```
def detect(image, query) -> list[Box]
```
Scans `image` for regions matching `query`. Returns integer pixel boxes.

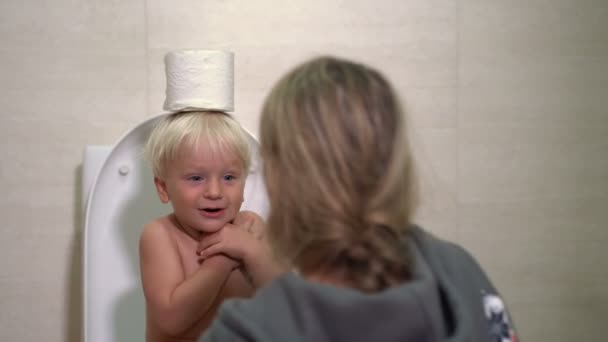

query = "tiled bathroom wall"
[0,0,606,341]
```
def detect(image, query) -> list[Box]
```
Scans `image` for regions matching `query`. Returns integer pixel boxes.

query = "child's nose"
[204,179,222,199]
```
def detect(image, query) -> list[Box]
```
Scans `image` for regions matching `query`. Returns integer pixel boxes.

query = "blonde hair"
[260,56,418,292]
[144,111,251,178]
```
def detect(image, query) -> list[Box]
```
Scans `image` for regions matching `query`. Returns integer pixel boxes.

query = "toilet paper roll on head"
[163,50,234,112]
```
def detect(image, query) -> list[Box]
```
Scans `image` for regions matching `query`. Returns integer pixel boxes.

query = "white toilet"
[81,50,269,342]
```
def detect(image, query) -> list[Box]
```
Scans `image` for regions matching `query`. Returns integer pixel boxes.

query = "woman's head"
[260,56,418,292]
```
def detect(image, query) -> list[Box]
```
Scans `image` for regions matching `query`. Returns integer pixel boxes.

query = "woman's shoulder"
[408,225,481,270]
[408,225,518,341]
[407,224,499,296]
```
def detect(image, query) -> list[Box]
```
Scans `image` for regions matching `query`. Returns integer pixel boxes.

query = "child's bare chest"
[171,232,202,276]
[171,230,251,295]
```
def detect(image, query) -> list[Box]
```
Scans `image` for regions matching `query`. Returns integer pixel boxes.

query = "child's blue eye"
[223,175,236,181]
[189,175,203,182]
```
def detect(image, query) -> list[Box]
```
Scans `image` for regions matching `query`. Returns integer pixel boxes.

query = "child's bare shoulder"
[139,215,188,275]
[141,215,202,276]
[140,215,178,246]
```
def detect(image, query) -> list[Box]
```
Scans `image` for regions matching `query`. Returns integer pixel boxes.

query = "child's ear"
[154,177,170,203]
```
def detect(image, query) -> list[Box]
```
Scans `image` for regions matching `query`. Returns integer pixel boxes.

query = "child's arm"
[139,221,236,336]
[197,213,287,288]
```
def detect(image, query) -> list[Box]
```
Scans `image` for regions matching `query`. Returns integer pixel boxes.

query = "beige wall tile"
[0,0,145,49]
[404,87,457,129]
[146,0,456,49]
[0,49,147,125]
[0,209,79,341]
[458,123,608,202]
[413,128,459,240]
[0,278,63,341]
[459,0,608,124]
[459,84,608,126]
[0,121,125,194]
[459,55,608,93]
[146,49,169,117]
[460,0,608,59]
[0,2,147,340]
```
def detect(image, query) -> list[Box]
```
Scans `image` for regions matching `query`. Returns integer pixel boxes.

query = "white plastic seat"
[82,114,269,342]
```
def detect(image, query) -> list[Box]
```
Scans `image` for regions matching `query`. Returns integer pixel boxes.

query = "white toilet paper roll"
[163,50,234,112]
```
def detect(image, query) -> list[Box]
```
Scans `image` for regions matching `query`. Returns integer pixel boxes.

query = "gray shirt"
[200,226,517,342]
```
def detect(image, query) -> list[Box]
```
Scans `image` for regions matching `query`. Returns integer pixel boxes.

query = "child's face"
[154,142,246,234]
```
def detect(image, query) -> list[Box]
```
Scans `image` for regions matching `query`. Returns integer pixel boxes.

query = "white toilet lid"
[83,113,269,342]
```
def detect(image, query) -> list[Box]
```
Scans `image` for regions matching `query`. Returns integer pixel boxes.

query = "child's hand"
[197,220,259,263]
[198,213,285,288]
[233,210,265,240]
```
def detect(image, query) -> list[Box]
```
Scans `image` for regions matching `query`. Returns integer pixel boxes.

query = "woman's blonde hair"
[144,111,251,178]
[260,56,418,292]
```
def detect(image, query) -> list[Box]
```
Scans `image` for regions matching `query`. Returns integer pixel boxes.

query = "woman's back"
[202,226,516,342]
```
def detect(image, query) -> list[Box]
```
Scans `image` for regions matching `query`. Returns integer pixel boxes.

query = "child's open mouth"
[200,208,224,218]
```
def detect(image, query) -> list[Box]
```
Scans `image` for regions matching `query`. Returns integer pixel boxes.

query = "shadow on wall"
[67,165,83,342]
[113,161,169,341]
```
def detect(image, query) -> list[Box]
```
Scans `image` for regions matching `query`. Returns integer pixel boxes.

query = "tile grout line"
[143,0,150,119]
[455,0,462,244]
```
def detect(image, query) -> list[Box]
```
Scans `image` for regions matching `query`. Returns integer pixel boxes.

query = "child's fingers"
[199,243,224,259]
[197,234,221,254]
[233,210,253,225]
[232,217,254,232]
[244,217,254,233]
